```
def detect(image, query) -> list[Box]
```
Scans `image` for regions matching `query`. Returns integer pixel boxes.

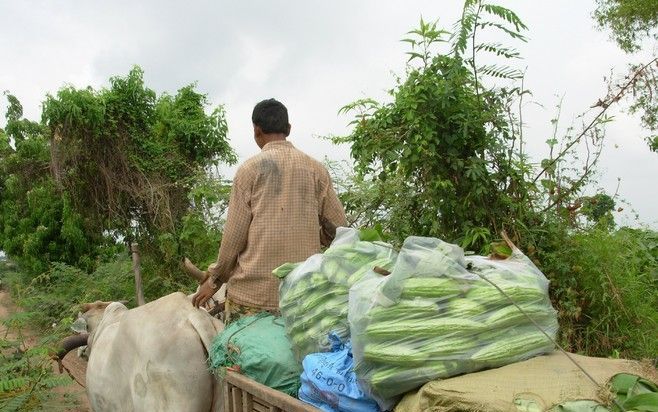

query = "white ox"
[57,262,226,412]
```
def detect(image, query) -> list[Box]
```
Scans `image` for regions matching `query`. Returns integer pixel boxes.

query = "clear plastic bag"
[348,236,558,403]
[276,228,397,361]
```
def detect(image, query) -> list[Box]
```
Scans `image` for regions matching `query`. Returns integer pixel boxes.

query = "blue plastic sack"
[299,333,380,412]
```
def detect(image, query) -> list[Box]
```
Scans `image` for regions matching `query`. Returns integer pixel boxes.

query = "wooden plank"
[231,386,243,412]
[242,391,253,411]
[216,380,226,412]
[225,371,319,412]
[224,382,234,412]
[130,243,145,306]
[252,399,269,412]
[268,406,281,412]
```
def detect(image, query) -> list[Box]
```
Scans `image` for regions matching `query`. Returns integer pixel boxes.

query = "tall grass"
[542,227,658,358]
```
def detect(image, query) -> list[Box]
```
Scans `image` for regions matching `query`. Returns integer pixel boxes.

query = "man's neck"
[259,134,287,149]
[262,134,287,144]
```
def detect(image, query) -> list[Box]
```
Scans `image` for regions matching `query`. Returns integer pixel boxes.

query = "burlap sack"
[395,351,658,412]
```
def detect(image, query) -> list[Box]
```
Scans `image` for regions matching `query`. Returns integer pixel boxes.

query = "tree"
[594,0,658,52]
[42,67,236,265]
[0,95,100,274]
[1,67,236,276]
[42,66,235,240]
[335,5,533,250]
[593,0,658,152]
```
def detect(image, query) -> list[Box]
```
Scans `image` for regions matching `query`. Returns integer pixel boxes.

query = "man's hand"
[192,277,220,308]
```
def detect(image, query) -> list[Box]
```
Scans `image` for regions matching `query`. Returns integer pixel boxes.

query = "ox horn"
[182,258,209,284]
[53,333,89,373]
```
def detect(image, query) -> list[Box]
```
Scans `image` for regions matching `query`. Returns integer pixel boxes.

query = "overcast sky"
[1,1,656,226]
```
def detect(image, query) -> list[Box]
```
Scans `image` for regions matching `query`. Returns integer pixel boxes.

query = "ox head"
[53,300,124,371]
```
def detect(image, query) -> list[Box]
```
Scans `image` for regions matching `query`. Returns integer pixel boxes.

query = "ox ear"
[80,300,114,313]
[188,308,223,354]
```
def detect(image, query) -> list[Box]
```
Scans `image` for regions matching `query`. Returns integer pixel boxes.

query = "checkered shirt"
[207,140,347,310]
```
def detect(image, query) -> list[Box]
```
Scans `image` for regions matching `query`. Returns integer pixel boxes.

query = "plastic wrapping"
[348,236,558,402]
[276,227,397,361]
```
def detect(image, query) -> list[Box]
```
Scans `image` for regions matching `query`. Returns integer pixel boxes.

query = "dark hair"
[252,99,289,134]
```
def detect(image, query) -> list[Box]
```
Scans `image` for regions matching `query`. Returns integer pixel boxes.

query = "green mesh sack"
[208,313,301,397]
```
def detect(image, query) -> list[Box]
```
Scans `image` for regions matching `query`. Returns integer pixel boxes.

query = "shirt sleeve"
[207,169,253,284]
[318,167,348,247]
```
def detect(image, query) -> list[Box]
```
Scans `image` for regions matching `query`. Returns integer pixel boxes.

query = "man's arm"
[318,168,348,247]
[193,172,252,308]
[208,175,252,284]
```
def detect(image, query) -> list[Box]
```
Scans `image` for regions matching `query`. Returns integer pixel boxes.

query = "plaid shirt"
[207,140,347,310]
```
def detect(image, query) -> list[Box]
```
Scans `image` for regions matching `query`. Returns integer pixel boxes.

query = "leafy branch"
[533,57,658,189]
[453,0,527,86]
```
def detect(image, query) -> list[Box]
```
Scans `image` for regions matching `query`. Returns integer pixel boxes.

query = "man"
[192,99,347,322]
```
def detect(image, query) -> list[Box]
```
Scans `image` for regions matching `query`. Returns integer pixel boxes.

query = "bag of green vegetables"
[274,227,397,361]
[348,235,558,405]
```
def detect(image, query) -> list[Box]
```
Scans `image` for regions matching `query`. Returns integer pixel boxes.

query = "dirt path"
[0,290,91,411]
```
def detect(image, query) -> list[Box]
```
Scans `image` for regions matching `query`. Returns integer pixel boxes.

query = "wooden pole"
[131,243,145,306]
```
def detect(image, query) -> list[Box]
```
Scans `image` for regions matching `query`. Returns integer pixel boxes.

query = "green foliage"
[0,74,231,412]
[626,59,658,153]
[1,66,235,283]
[0,287,78,410]
[539,227,658,358]
[593,0,658,153]
[581,193,616,224]
[176,173,231,270]
[594,0,658,52]
[336,5,532,250]
[0,97,104,276]
[41,66,236,243]
[154,84,232,165]
[0,348,76,412]
[452,0,527,80]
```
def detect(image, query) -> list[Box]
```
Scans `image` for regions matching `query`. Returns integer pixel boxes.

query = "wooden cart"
[222,371,319,412]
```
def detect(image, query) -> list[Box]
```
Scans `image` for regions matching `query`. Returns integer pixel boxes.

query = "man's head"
[252,98,291,148]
